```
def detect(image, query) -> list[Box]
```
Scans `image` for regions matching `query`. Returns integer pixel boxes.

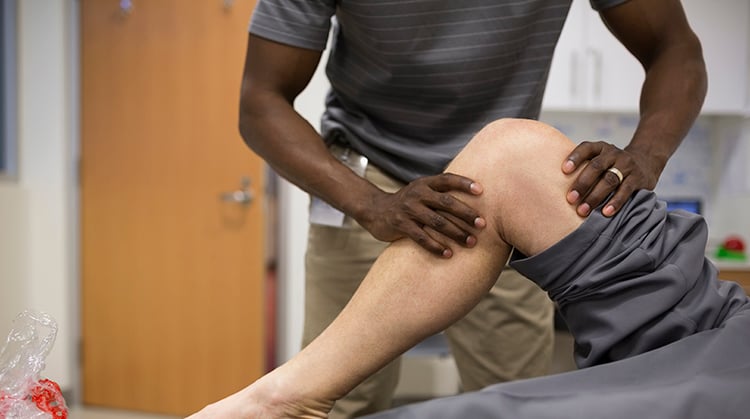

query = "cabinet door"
[544,0,750,114]
[584,8,643,112]
[543,0,642,112]
[683,0,749,114]
[542,0,588,110]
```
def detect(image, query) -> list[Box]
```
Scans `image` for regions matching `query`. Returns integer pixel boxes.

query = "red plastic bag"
[0,311,67,418]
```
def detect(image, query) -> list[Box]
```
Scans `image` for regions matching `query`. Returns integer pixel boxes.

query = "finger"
[431,173,483,195]
[414,187,485,230]
[403,222,455,257]
[566,153,616,205]
[575,167,625,216]
[438,210,480,247]
[418,173,486,227]
[600,181,636,217]
[412,206,475,247]
[562,141,603,174]
[423,223,477,258]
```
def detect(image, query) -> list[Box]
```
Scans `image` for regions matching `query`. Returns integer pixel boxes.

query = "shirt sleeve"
[249,0,336,51]
[589,0,630,11]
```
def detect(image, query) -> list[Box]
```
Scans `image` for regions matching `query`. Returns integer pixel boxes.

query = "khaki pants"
[303,161,554,418]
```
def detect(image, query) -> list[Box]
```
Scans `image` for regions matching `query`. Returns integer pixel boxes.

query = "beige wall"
[0,186,29,340]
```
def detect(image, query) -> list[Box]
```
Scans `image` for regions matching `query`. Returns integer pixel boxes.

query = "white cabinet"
[542,0,643,112]
[682,0,749,114]
[543,0,750,115]
[541,1,585,111]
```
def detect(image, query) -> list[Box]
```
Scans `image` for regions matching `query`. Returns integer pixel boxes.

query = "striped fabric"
[250,0,627,182]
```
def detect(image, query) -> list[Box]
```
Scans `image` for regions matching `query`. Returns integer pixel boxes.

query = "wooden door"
[80,0,264,415]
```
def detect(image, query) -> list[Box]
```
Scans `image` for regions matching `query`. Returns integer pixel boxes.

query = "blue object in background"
[666,199,702,215]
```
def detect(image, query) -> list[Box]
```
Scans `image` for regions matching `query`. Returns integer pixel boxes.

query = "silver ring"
[607,167,624,184]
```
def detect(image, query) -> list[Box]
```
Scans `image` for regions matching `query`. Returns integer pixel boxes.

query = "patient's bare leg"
[186,119,586,419]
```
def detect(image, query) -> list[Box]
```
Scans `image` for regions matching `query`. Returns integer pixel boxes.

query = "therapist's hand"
[562,141,659,217]
[357,173,486,258]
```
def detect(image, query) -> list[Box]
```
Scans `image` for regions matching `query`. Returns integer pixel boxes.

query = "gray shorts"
[366,190,750,419]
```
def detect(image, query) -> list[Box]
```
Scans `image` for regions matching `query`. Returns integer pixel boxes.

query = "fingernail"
[603,205,615,217]
[465,236,477,247]
[442,249,453,258]
[563,160,575,173]
[578,203,590,216]
[474,217,487,228]
[567,190,579,204]
[470,182,483,194]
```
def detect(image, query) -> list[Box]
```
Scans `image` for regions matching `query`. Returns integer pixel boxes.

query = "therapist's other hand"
[358,173,486,258]
[562,141,658,217]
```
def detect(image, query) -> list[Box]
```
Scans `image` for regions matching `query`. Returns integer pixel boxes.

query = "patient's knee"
[476,118,569,151]
[455,118,574,173]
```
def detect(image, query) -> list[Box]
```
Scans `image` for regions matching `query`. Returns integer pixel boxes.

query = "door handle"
[119,0,133,15]
[220,176,254,206]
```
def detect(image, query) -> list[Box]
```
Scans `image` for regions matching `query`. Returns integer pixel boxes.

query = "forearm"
[239,90,381,219]
[627,38,707,183]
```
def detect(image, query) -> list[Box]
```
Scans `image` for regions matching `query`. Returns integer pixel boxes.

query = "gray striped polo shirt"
[250,0,628,182]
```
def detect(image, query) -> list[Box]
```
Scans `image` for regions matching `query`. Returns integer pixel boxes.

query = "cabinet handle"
[570,51,580,102]
[584,48,603,104]
[593,50,603,103]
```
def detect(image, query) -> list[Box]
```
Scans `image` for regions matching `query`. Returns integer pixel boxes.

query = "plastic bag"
[0,310,68,418]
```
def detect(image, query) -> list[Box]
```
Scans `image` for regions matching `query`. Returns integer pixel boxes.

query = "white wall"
[0,0,75,391]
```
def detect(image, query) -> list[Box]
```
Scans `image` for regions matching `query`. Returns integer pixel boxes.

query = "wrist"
[625,142,665,163]
[344,182,384,227]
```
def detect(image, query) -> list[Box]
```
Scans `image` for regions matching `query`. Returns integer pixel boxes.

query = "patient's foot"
[186,366,334,419]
